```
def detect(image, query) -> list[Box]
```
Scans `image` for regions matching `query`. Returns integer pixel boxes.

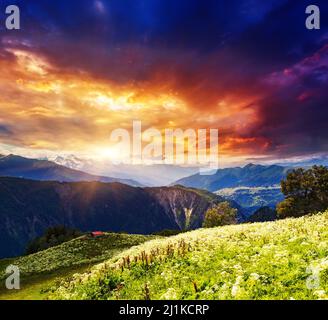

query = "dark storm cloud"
[2,0,325,84]
[246,44,328,156]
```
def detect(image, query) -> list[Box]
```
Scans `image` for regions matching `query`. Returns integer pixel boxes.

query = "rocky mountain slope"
[145,186,240,230]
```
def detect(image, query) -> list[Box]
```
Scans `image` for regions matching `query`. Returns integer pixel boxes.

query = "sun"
[93,146,125,161]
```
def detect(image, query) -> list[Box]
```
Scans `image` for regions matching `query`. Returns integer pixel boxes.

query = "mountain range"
[0,154,142,187]
[52,154,199,186]
[0,177,236,258]
[174,163,289,191]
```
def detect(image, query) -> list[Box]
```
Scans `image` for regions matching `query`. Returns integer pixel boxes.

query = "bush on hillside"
[25,225,82,255]
[203,201,237,228]
[277,165,328,218]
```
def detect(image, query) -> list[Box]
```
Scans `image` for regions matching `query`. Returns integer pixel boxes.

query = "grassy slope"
[50,211,328,300]
[0,233,156,300]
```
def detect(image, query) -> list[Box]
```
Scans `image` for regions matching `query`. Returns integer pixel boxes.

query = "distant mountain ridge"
[275,155,328,168]
[0,154,142,187]
[51,154,199,186]
[174,164,290,192]
[173,164,290,216]
[0,177,237,258]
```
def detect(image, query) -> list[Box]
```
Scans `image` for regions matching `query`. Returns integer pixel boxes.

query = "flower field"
[50,211,328,300]
[0,232,156,299]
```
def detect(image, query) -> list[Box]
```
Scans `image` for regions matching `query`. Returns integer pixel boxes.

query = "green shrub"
[203,202,237,228]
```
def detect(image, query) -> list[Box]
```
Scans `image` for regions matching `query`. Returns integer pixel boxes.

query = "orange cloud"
[0,47,268,164]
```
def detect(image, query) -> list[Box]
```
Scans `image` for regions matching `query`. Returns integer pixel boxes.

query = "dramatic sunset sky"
[0,0,328,166]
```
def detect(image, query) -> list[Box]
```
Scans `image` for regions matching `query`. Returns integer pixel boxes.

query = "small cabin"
[90,231,105,238]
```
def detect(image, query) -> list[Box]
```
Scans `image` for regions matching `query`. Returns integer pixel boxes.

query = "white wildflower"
[249,273,260,281]
[231,275,243,297]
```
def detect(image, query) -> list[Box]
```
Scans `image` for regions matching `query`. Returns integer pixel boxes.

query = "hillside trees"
[277,165,328,218]
[25,225,82,255]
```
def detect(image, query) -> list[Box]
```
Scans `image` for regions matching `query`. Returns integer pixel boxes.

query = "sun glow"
[84,91,143,111]
[93,146,127,160]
